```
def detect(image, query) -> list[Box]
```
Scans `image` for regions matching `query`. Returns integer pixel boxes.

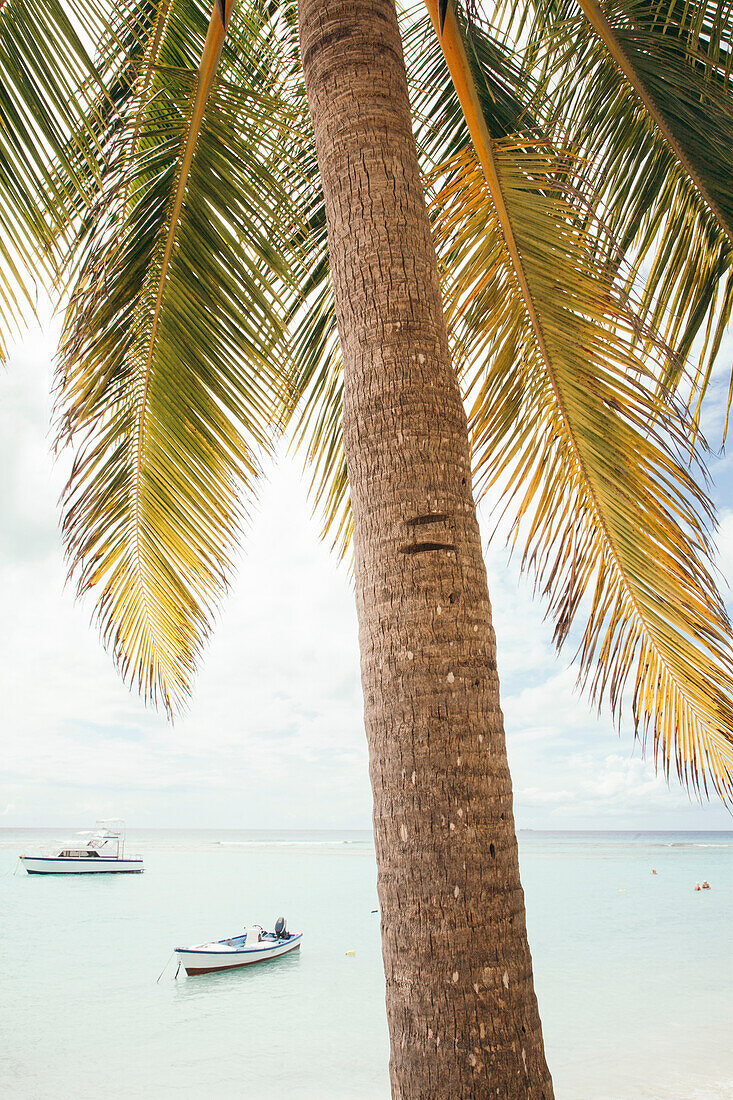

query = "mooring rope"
[156,953,175,983]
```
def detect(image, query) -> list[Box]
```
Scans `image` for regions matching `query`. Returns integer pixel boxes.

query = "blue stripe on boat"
[21,856,142,862]
[176,934,302,954]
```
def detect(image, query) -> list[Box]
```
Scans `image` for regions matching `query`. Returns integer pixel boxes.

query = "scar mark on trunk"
[406,511,450,526]
[399,542,457,555]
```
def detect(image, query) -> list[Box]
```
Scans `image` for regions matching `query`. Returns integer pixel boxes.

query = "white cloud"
[1,321,732,830]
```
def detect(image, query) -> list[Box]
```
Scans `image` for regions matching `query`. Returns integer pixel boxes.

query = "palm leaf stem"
[142,0,233,409]
[132,0,233,613]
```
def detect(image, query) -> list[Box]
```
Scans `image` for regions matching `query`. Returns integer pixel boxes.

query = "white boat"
[19,820,143,874]
[176,918,302,975]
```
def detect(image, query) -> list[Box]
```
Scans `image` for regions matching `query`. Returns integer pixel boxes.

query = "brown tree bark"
[298,1,554,1096]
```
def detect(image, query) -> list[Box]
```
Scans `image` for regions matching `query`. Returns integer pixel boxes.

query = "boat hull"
[20,857,144,874]
[176,935,302,975]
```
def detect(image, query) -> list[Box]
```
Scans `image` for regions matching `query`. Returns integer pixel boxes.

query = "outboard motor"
[274,916,288,939]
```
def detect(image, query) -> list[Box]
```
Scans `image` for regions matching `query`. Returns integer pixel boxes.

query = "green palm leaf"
[57,0,306,709]
[0,0,108,359]
[289,276,351,556]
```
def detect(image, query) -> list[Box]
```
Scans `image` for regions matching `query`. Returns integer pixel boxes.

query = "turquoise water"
[1,829,731,1098]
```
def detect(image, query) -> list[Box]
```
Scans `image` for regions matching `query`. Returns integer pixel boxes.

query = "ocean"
[0,829,731,1098]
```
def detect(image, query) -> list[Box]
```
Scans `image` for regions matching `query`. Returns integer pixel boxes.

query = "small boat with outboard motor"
[18,820,143,874]
[175,918,301,975]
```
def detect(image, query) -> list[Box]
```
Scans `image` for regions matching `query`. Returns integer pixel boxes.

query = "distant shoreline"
[2,825,732,836]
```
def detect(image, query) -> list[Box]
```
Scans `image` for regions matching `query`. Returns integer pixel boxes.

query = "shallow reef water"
[1,828,731,1098]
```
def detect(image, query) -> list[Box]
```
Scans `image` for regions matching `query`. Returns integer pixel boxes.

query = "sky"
[2,314,733,831]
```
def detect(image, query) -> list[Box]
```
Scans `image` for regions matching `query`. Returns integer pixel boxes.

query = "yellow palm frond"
[433,142,733,797]
[57,0,306,710]
[427,0,733,797]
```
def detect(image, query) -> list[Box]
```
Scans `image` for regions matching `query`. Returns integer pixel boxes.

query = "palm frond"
[436,142,733,798]
[0,0,108,359]
[426,0,733,797]
[289,272,352,557]
[573,0,733,242]
[520,0,733,420]
[57,0,308,709]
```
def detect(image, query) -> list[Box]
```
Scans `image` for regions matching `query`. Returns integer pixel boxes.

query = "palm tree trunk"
[298,1,554,1095]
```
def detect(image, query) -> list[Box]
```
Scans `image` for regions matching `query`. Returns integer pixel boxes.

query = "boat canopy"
[76,820,124,836]
[72,821,128,857]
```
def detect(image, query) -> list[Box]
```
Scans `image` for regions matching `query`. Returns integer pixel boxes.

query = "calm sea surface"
[0,829,731,1098]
